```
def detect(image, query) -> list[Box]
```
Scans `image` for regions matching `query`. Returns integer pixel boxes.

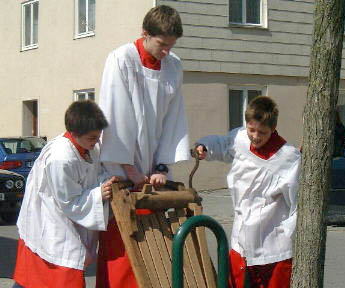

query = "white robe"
[17,135,109,270]
[197,128,301,266]
[99,43,190,177]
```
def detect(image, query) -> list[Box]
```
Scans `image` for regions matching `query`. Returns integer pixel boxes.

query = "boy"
[195,96,301,288]
[12,100,119,288]
[97,5,190,288]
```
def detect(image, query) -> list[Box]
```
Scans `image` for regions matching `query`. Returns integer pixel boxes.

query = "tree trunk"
[291,1,345,287]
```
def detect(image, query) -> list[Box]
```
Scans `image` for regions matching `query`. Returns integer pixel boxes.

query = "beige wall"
[0,0,153,139]
[0,1,341,190]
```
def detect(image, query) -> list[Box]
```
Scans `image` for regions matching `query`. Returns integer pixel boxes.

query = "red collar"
[135,38,161,70]
[250,131,286,160]
[63,131,88,160]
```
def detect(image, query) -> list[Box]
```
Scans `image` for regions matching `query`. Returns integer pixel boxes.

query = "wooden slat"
[141,214,171,288]
[110,184,152,288]
[176,208,207,288]
[190,203,217,288]
[156,212,190,288]
[149,214,172,287]
[136,216,161,287]
[169,210,198,288]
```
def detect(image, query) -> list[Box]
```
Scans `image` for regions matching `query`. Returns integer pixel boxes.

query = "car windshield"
[0,138,46,154]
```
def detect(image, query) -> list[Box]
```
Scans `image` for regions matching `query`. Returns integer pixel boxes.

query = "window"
[74,89,95,101]
[229,0,267,27]
[229,88,264,130]
[75,0,95,38]
[337,91,345,124]
[21,0,39,50]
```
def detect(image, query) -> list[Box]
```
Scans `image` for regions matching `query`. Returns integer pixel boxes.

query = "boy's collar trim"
[134,38,161,70]
[250,131,286,160]
[63,131,88,160]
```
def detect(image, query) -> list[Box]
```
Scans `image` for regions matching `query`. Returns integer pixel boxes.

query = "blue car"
[0,169,25,223]
[0,137,46,181]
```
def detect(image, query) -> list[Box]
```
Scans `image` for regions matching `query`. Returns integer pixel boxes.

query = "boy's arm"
[98,51,137,165]
[196,132,235,163]
[46,160,108,231]
[280,157,301,238]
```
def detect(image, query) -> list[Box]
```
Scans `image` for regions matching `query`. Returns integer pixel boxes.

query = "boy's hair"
[245,96,279,129]
[65,100,108,136]
[143,5,183,38]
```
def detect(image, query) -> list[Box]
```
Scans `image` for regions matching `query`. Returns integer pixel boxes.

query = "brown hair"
[143,5,183,38]
[245,96,279,129]
[65,100,108,136]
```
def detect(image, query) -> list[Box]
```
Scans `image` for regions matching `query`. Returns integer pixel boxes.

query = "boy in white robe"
[195,96,301,288]
[97,5,190,288]
[13,100,119,288]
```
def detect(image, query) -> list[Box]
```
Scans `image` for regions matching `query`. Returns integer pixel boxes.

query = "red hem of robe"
[13,238,85,288]
[229,249,292,288]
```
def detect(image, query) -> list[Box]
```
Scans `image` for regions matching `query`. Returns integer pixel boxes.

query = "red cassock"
[96,38,161,288]
[96,218,138,288]
[229,249,292,288]
[228,131,292,288]
[13,239,85,288]
[13,132,100,288]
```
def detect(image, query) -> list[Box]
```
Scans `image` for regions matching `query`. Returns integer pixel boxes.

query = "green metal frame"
[172,214,229,288]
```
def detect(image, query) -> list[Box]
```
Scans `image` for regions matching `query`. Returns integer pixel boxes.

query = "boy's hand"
[122,164,149,189]
[195,144,207,160]
[101,176,122,201]
[150,173,167,188]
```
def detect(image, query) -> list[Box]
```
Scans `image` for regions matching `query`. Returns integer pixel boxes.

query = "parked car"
[0,136,46,181]
[0,169,25,223]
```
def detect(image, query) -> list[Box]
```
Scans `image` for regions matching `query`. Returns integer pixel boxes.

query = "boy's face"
[72,130,101,151]
[142,30,177,60]
[246,120,275,149]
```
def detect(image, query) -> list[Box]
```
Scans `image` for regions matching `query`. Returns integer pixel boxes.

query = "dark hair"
[65,100,108,136]
[143,5,183,38]
[245,96,279,129]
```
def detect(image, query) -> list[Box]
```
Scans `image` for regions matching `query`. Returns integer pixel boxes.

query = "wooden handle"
[116,180,185,191]
[134,189,202,209]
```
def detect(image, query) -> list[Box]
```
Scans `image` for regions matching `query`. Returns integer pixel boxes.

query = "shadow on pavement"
[0,236,17,279]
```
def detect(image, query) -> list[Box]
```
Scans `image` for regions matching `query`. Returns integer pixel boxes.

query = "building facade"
[1,0,344,188]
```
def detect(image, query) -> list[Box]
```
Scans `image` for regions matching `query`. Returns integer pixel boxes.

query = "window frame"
[228,86,267,130]
[337,90,345,124]
[74,0,96,39]
[21,0,39,51]
[73,89,95,101]
[228,0,268,28]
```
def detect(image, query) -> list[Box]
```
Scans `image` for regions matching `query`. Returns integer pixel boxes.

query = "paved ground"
[1,189,345,287]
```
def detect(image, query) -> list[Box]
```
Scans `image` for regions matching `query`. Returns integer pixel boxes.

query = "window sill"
[74,32,95,40]
[228,23,268,30]
[21,44,38,52]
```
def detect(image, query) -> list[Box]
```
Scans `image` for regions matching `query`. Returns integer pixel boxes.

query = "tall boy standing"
[196,96,301,288]
[12,100,118,288]
[97,5,190,288]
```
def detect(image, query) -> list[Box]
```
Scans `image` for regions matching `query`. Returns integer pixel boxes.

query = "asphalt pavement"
[1,189,345,287]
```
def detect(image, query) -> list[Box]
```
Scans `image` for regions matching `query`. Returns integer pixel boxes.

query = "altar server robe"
[99,43,190,176]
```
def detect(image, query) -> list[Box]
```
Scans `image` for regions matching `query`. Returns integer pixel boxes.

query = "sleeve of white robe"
[280,156,301,238]
[155,80,190,164]
[46,160,108,231]
[196,130,237,163]
[99,52,137,165]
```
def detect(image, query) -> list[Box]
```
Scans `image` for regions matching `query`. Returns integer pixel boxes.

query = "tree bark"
[291,1,345,287]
